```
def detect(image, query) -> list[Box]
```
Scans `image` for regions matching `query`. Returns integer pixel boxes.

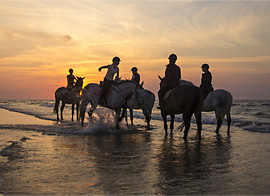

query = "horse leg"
[60,102,65,120]
[226,110,232,136]
[215,108,225,134]
[170,114,175,136]
[142,108,150,129]
[76,102,80,121]
[80,100,90,126]
[71,104,75,121]
[54,98,60,121]
[183,112,192,140]
[194,110,202,140]
[115,108,121,129]
[161,112,168,136]
[130,108,134,125]
[119,107,127,125]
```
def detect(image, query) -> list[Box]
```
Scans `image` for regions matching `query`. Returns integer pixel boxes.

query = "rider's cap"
[69,68,73,73]
[168,53,177,60]
[112,56,121,62]
[201,63,209,69]
[131,67,138,71]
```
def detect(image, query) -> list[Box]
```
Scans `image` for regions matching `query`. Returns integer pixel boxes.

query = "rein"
[112,85,126,98]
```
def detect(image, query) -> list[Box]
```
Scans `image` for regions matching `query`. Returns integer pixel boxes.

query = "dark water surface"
[0,123,269,195]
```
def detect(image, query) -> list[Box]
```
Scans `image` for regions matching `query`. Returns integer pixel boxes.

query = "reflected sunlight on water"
[0,123,269,195]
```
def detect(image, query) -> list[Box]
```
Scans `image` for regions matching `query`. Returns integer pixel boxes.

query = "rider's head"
[131,67,138,72]
[69,68,73,74]
[201,63,209,70]
[112,56,121,65]
[168,53,177,64]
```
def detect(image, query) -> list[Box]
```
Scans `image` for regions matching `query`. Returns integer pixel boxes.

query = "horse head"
[75,77,85,89]
[158,75,167,89]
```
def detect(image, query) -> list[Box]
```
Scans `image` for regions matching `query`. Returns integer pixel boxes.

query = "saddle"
[94,85,112,96]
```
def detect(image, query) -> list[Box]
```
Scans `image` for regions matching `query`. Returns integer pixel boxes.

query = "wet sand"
[0,108,53,125]
[0,109,270,195]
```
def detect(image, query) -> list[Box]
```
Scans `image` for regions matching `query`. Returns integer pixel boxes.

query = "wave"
[1,100,270,134]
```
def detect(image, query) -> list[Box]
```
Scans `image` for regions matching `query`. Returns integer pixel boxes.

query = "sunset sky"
[0,0,269,100]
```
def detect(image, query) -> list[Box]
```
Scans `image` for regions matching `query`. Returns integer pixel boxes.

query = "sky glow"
[0,0,269,99]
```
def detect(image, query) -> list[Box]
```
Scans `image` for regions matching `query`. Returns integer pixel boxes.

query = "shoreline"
[0,108,54,125]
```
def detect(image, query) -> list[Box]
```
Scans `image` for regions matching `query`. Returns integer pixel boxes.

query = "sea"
[0,99,269,195]
[0,99,269,134]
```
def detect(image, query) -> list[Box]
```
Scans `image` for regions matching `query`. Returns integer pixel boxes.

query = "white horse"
[80,80,137,129]
[119,88,155,129]
[179,80,233,135]
[203,89,233,135]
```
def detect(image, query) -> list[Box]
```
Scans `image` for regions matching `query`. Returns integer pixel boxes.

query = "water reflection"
[84,133,154,195]
[157,135,232,195]
[0,129,235,195]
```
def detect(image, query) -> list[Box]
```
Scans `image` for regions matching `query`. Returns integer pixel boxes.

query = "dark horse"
[158,76,204,140]
[54,77,85,121]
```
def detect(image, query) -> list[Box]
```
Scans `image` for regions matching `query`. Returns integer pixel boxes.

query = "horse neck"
[116,82,136,95]
[74,81,83,90]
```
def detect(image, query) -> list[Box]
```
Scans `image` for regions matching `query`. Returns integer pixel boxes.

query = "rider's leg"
[98,79,112,106]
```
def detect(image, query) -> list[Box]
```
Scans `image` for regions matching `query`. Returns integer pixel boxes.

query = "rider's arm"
[98,65,109,72]
[114,70,119,83]
[115,70,119,80]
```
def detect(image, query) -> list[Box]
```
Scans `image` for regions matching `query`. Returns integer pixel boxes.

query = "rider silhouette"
[67,68,76,89]
[98,56,120,106]
[131,67,140,87]
[200,63,213,99]
[158,53,181,110]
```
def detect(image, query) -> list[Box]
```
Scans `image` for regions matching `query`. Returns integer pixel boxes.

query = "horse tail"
[53,98,59,114]
[148,92,155,115]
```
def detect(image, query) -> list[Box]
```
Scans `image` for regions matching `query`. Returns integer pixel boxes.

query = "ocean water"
[0,99,269,134]
[0,99,269,195]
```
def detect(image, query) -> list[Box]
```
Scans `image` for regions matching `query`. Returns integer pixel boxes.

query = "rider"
[200,63,213,99]
[158,53,181,110]
[67,68,76,89]
[131,67,140,87]
[98,56,120,106]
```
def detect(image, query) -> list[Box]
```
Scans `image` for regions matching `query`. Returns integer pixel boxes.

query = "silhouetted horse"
[119,88,155,129]
[158,76,204,140]
[54,77,84,121]
[178,80,233,135]
[80,80,137,129]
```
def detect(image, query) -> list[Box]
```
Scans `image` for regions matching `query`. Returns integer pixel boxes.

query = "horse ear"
[158,75,163,81]
[83,77,85,80]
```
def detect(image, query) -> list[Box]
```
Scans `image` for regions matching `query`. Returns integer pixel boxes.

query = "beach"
[0,100,270,195]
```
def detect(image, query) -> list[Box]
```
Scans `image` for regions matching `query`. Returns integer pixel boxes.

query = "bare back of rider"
[67,74,76,89]
[66,74,77,101]
[98,57,120,107]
